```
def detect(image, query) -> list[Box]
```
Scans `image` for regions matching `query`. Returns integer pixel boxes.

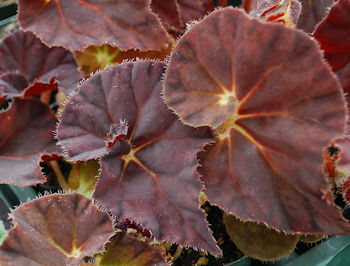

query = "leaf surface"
[224,214,299,261]
[314,0,350,104]
[74,44,172,77]
[0,193,114,266]
[164,7,350,234]
[0,98,58,187]
[58,61,220,254]
[297,0,334,33]
[0,30,80,96]
[95,232,167,265]
[151,0,183,28]
[18,0,169,51]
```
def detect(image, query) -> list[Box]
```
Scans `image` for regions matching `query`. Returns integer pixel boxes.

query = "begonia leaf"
[74,44,172,77]
[314,0,350,103]
[250,0,301,27]
[299,234,325,243]
[18,0,169,52]
[0,98,58,187]
[223,214,299,261]
[95,232,167,265]
[0,193,114,265]
[151,0,183,28]
[57,61,220,255]
[296,0,334,33]
[67,160,99,197]
[0,30,80,96]
[164,7,350,234]
[177,0,207,24]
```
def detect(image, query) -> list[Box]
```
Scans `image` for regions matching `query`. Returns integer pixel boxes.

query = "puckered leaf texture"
[18,0,169,51]
[57,61,220,255]
[164,7,350,235]
[0,98,58,187]
[0,30,80,96]
[0,193,114,266]
[314,0,350,106]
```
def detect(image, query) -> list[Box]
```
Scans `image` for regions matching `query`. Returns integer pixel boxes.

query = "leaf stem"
[49,160,70,191]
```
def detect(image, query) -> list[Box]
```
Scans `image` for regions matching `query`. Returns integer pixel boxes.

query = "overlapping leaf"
[314,0,350,104]
[151,0,183,28]
[0,193,114,265]
[0,30,80,96]
[74,44,172,77]
[177,0,207,24]
[164,7,350,234]
[224,214,299,261]
[0,98,58,187]
[67,160,99,197]
[18,0,169,51]
[94,232,167,265]
[297,0,334,33]
[57,61,220,255]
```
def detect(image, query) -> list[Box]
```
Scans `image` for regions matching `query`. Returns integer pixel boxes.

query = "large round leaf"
[18,0,169,51]
[57,61,220,255]
[0,193,114,265]
[164,7,349,234]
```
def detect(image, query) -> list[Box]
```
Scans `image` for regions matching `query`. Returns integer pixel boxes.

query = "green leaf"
[227,256,251,266]
[0,221,7,245]
[286,234,350,266]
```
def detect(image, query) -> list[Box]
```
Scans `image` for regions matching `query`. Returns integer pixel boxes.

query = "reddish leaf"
[178,0,207,24]
[95,232,167,265]
[74,44,172,77]
[0,30,80,96]
[57,61,220,255]
[0,73,28,97]
[151,0,183,28]
[0,193,114,265]
[250,0,302,27]
[0,98,58,187]
[164,7,350,234]
[297,0,334,33]
[314,0,350,103]
[24,77,59,97]
[243,0,259,12]
[18,0,169,51]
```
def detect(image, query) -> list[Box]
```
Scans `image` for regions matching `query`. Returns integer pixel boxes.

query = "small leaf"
[224,214,299,261]
[95,232,167,265]
[0,98,58,187]
[18,0,169,51]
[0,193,114,265]
[0,30,80,96]
[67,160,99,197]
